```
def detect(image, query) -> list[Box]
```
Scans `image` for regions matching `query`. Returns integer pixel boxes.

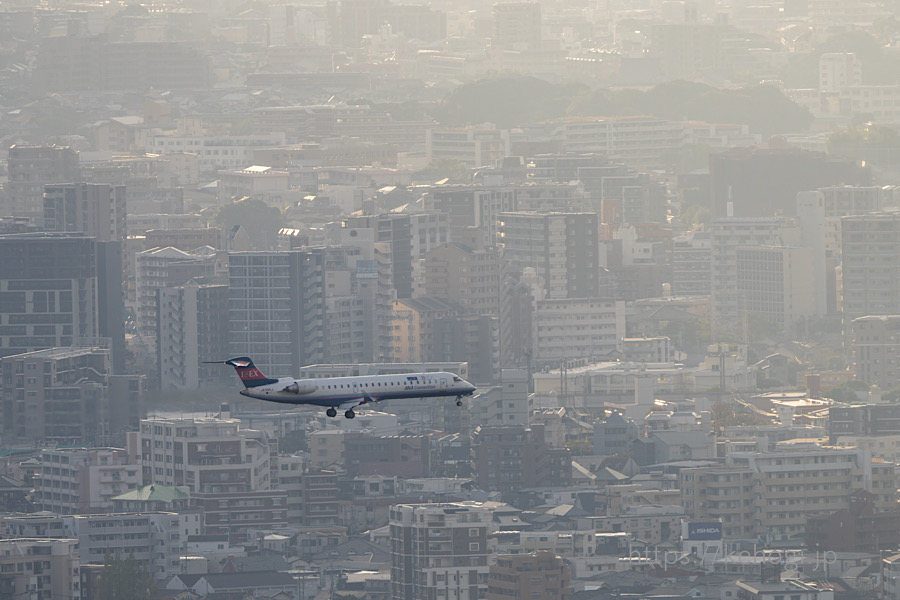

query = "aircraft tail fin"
[207,357,279,388]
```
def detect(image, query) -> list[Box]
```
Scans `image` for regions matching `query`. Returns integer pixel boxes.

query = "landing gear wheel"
[344,409,356,419]
[326,408,337,418]
[456,397,463,406]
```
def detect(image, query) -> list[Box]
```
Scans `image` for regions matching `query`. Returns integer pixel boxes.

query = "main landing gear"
[325,407,356,419]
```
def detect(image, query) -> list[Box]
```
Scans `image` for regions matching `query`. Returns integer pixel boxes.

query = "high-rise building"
[709,218,786,329]
[532,298,625,366]
[4,145,80,224]
[0,233,99,358]
[736,245,816,334]
[428,185,517,249]
[390,502,492,600]
[345,214,413,298]
[671,232,711,296]
[156,283,229,390]
[134,246,220,345]
[227,250,326,376]
[486,552,572,600]
[841,211,900,347]
[42,183,126,242]
[852,315,900,388]
[423,243,502,318]
[499,212,601,300]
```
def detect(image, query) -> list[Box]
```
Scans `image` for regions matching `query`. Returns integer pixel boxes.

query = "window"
[469,528,479,537]
[469,543,479,551]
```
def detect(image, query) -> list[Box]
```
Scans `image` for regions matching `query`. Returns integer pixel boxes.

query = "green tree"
[827,124,900,165]
[96,552,156,600]
[279,429,308,453]
[213,197,283,250]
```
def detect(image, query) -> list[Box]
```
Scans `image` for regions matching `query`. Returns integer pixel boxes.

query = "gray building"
[43,183,126,242]
[5,145,80,224]
[593,413,640,455]
[0,233,100,359]
[228,250,326,376]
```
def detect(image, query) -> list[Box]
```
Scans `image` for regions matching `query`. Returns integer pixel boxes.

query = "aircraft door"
[440,377,447,390]
[352,382,359,395]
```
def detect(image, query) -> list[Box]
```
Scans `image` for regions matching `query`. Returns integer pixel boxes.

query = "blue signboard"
[687,522,722,540]
[356,260,378,279]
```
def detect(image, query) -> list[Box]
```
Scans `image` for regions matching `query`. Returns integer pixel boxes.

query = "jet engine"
[283,382,317,395]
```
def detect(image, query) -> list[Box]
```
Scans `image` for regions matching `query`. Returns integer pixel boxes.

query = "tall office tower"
[493,2,542,50]
[0,233,99,358]
[4,145,80,224]
[345,214,413,298]
[486,552,572,600]
[134,246,219,345]
[499,212,601,300]
[709,218,785,330]
[228,250,326,376]
[156,283,228,390]
[42,183,126,242]
[428,186,518,249]
[841,211,900,347]
[390,502,492,600]
[0,347,143,446]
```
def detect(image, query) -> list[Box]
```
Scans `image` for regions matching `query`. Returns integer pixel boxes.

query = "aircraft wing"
[339,397,373,411]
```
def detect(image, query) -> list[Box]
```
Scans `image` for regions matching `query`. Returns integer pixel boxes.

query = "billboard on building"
[686,522,722,540]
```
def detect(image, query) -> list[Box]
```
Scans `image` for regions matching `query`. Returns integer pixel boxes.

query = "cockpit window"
[453,377,462,382]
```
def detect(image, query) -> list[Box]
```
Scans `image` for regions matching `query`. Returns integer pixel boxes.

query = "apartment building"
[126,416,273,494]
[42,183,126,242]
[427,185,517,248]
[841,211,900,347]
[499,212,601,300]
[390,503,492,600]
[4,145,80,224]
[532,298,625,366]
[735,244,816,333]
[156,283,228,390]
[0,538,80,600]
[486,552,571,600]
[422,243,502,318]
[680,444,897,543]
[471,425,572,493]
[2,512,183,581]
[227,250,326,376]
[0,347,144,446]
[34,448,139,515]
[134,245,219,343]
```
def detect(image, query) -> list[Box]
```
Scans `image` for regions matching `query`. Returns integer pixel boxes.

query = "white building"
[2,512,183,581]
[148,132,287,174]
[533,298,625,364]
[126,416,273,494]
[819,53,862,92]
[34,448,140,515]
[0,538,80,599]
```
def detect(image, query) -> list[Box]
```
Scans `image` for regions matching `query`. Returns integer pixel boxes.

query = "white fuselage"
[239,371,477,410]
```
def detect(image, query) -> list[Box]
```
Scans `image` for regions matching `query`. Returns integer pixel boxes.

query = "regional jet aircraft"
[210,357,477,419]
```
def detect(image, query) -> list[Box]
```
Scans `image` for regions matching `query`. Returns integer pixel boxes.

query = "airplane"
[208,357,477,419]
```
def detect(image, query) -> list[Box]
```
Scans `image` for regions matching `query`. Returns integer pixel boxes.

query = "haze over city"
[1,0,900,598]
